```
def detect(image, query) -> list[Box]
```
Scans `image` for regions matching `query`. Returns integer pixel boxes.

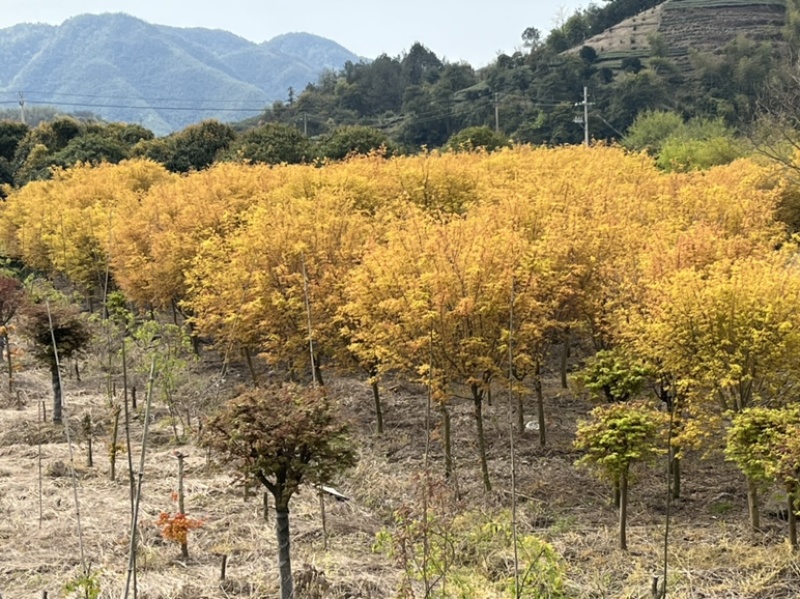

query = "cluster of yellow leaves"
[0,148,791,432]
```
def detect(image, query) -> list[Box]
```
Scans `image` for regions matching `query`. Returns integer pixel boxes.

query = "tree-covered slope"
[0,13,360,134]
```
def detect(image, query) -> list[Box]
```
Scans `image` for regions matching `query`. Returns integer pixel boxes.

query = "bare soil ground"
[1,343,799,598]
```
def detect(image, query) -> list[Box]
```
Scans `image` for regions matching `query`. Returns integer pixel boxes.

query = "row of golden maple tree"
[2,145,800,551]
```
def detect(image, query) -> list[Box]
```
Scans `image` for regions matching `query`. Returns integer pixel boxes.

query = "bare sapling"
[124,357,157,599]
[176,452,189,559]
[109,405,121,481]
[82,413,93,468]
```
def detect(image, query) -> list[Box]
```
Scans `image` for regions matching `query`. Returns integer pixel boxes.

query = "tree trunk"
[51,363,62,424]
[313,359,324,387]
[440,402,452,480]
[747,477,760,532]
[620,466,629,551]
[6,333,12,394]
[110,406,120,482]
[534,369,546,447]
[275,508,294,599]
[788,485,797,551]
[472,385,491,492]
[371,379,384,435]
[560,328,570,389]
[244,347,259,387]
[671,454,681,500]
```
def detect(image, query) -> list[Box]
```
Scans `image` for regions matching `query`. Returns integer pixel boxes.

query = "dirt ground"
[1,344,799,599]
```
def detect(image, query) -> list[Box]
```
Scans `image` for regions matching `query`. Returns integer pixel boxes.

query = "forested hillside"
[247,0,794,147]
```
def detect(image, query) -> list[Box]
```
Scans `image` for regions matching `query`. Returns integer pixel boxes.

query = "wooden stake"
[318,487,328,551]
[220,554,228,581]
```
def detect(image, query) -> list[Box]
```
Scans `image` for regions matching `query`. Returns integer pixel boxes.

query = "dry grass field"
[1,343,799,599]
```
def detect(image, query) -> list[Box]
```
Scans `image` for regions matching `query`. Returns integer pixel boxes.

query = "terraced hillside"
[574,0,786,69]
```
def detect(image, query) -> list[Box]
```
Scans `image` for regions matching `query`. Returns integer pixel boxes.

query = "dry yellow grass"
[0,360,799,598]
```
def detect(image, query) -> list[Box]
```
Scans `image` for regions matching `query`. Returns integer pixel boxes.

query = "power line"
[0,99,265,113]
[0,89,272,105]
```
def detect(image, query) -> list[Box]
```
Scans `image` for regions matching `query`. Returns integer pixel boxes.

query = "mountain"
[0,14,361,135]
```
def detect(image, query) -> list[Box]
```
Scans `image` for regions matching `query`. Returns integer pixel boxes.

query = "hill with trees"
[243,0,794,147]
[0,14,360,134]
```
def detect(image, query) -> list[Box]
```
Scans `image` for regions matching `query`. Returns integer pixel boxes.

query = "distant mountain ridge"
[0,13,361,134]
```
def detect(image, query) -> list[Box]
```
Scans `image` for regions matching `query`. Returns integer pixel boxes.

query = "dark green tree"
[163,120,236,173]
[203,384,356,599]
[20,302,91,424]
[227,123,312,165]
[446,126,510,152]
[0,121,29,162]
[318,125,392,160]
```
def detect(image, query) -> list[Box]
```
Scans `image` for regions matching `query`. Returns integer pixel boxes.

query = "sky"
[3,0,588,67]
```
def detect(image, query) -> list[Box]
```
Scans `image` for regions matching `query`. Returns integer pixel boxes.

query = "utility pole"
[18,92,26,126]
[494,93,501,132]
[574,86,592,147]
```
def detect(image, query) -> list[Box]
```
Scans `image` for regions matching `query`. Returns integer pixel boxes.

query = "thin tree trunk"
[620,466,629,551]
[51,363,62,424]
[788,485,798,551]
[472,385,491,493]
[176,453,188,559]
[122,339,135,511]
[124,358,157,599]
[440,402,452,480]
[313,359,324,387]
[671,454,681,500]
[560,328,570,389]
[318,488,328,551]
[275,508,294,599]
[6,333,12,394]
[87,430,93,467]
[371,379,384,435]
[244,347,259,387]
[123,390,134,512]
[110,406,120,482]
[747,477,760,532]
[534,370,546,447]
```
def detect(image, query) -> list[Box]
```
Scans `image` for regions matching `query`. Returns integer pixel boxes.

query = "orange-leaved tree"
[185,175,371,383]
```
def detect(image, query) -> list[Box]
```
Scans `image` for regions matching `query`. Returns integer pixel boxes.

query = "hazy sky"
[3,1,588,66]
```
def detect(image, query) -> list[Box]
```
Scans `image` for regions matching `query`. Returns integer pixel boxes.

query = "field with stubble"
[1,344,799,599]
